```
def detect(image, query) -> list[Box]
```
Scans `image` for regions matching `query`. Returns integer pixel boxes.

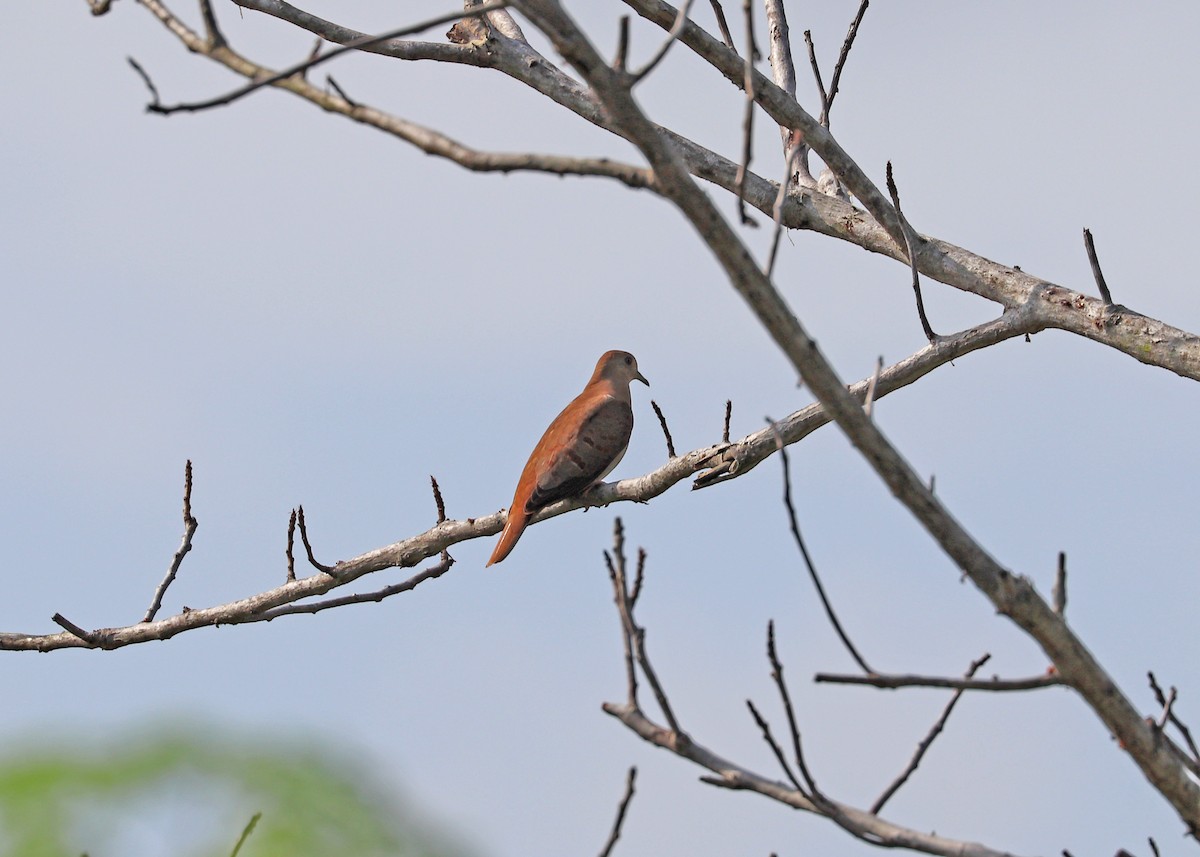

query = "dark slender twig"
[143,460,199,623]
[255,557,453,620]
[886,161,937,342]
[871,653,989,814]
[815,670,1064,691]
[632,548,646,606]
[606,519,682,734]
[296,505,334,573]
[766,620,820,796]
[613,15,630,71]
[127,56,161,106]
[1052,551,1067,615]
[862,356,883,418]
[147,1,510,115]
[630,0,694,83]
[650,400,676,458]
[1149,671,1200,762]
[767,419,873,674]
[802,30,828,120]
[430,476,447,523]
[325,76,358,108]
[732,0,758,226]
[822,0,869,125]
[722,400,732,444]
[746,697,805,793]
[286,509,297,582]
[707,0,735,50]
[597,766,638,857]
[605,525,639,708]
[1083,227,1115,305]
[1148,837,1161,857]
[229,812,261,857]
[51,614,99,646]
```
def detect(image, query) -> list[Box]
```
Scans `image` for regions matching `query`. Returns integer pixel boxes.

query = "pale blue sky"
[2,2,1199,856]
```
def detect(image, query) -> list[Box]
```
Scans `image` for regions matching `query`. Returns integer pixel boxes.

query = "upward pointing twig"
[143,460,199,623]
[1082,228,1115,305]
[767,419,873,674]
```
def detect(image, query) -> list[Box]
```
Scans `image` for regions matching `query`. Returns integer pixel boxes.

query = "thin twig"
[613,15,630,71]
[1083,227,1115,305]
[1148,837,1161,857]
[431,476,447,523]
[1052,551,1067,615]
[296,505,335,574]
[325,75,358,108]
[127,56,161,107]
[814,670,1063,691]
[767,420,873,673]
[707,0,735,50]
[597,766,638,857]
[229,812,261,857]
[862,356,883,418]
[143,460,199,623]
[606,523,640,708]
[51,614,99,646]
[254,557,453,620]
[733,0,758,226]
[286,509,297,582]
[630,0,694,83]
[822,0,869,126]
[871,653,989,814]
[722,399,732,444]
[650,400,676,458]
[746,697,805,793]
[766,620,820,796]
[632,548,646,606]
[1149,671,1200,762]
[886,161,936,342]
[606,520,682,734]
[802,30,828,120]
[148,1,511,115]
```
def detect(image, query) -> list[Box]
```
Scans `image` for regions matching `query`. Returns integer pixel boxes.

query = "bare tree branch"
[871,653,990,814]
[769,420,873,674]
[887,161,937,342]
[821,0,869,126]
[511,0,1200,831]
[650,400,677,458]
[629,0,694,82]
[814,670,1064,692]
[142,459,199,623]
[597,766,638,857]
[148,2,512,115]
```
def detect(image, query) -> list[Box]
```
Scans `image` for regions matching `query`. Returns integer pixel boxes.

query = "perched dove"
[486,350,649,567]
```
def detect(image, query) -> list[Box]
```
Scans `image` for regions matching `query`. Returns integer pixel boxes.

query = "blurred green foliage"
[0,725,467,857]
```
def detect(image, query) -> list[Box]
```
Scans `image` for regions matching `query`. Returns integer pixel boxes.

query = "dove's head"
[594,350,649,387]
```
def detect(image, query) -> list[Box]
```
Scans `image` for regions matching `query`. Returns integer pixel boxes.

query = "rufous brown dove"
[486,350,649,567]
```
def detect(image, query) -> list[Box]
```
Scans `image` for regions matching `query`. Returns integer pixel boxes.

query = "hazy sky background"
[3,2,1199,855]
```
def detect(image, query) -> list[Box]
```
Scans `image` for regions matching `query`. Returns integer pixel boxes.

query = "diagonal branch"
[871,653,989,814]
[512,0,1200,833]
[148,1,511,114]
